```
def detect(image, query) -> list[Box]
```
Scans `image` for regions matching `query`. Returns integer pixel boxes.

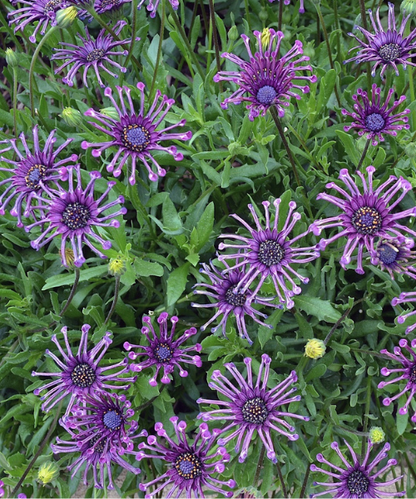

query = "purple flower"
[123,312,202,387]
[25,165,126,267]
[198,354,309,463]
[0,481,4,498]
[311,166,416,274]
[52,20,131,88]
[191,260,281,345]
[81,83,192,184]
[372,237,416,279]
[137,417,236,498]
[268,0,305,14]
[214,29,316,121]
[342,84,410,146]
[344,2,416,77]
[8,0,65,43]
[310,439,404,498]
[217,199,319,309]
[32,324,136,415]
[392,292,416,334]
[378,338,416,421]
[137,0,178,18]
[0,126,76,227]
[94,0,131,15]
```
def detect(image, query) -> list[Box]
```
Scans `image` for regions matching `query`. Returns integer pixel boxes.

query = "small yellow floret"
[55,6,78,28]
[38,462,59,485]
[369,427,385,444]
[109,257,125,275]
[304,338,326,359]
[261,28,271,50]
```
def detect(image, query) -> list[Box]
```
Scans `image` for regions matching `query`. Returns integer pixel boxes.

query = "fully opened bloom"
[0,126,76,227]
[342,84,410,146]
[378,338,416,421]
[345,2,416,77]
[372,237,416,279]
[124,312,202,386]
[81,82,192,184]
[94,0,131,15]
[311,166,416,274]
[191,260,280,345]
[137,417,236,498]
[310,439,404,498]
[52,21,131,88]
[32,324,135,415]
[198,354,309,463]
[214,28,316,121]
[137,0,178,18]
[392,292,416,334]
[218,199,319,309]
[268,0,305,14]
[25,165,126,267]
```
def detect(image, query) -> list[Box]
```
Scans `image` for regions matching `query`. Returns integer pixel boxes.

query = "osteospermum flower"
[214,28,316,121]
[52,20,131,88]
[392,292,416,334]
[137,0,178,18]
[268,0,305,14]
[310,439,404,498]
[345,2,416,77]
[218,199,319,309]
[342,84,410,146]
[137,417,236,498]
[81,83,192,184]
[32,324,136,415]
[0,126,76,227]
[191,260,280,345]
[25,165,126,267]
[311,166,416,274]
[372,237,416,279]
[94,0,131,15]
[198,354,309,463]
[123,312,202,386]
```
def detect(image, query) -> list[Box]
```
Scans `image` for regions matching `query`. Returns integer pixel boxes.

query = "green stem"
[357,138,371,170]
[276,460,288,498]
[254,445,265,486]
[123,0,139,80]
[361,375,372,458]
[244,0,251,32]
[150,0,166,101]
[323,306,352,345]
[59,268,80,317]
[358,0,373,91]
[0,339,19,370]
[104,274,121,325]
[300,465,311,498]
[278,0,284,32]
[12,66,18,137]
[208,0,222,92]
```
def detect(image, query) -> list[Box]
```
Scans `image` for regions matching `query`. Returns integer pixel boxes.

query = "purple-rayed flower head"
[94,0,131,15]
[81,82,192,184]
[137,417,236,498]
[137,0,178,18]
[198,354,309,463]
[32,324,136,416]
[217,199,319,309]
[123,312,202,387]
[342,84,410,146]
[0,126,76,227]
[311,166,416,274]
[25,165,126,267]
[214,28,316,121]
[372,237,416,279]
[392,292,416,334]
[310,439,404,498]
[378,338,416,421]
[191,260,281,345]
[344,2,416,77]
[52,20,132,88]
[268,0,305,14]
[0,481,4,498]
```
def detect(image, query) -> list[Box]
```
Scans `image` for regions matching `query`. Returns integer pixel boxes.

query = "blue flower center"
[71,362,96,388]
[378,243,399,265]
[241,396,269,424]
[122,125,151,153]
[378,43,401,62]
[257,85,277,105]
[351,206,382,236]
[258,239,285,267]
[86,49,105,62]
[62,202,91,230]
[102,410,122,431]
[346,469,370,496]
[365,113,385,133]
[25,164,47,189]
[154,343,173,363]
[225,284,246,307]
[174,452,202,480]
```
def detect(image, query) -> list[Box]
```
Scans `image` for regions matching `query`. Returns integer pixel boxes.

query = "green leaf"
[162,196,183,235]
[305,364,327,382]
[166,263,190,307]
[42,266,107,290]
[195,202,214,251]
[335,130,359,164]
[293,295,341,323]
[134,259,164,277]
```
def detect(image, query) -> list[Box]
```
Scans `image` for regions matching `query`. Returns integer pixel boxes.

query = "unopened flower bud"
[109,257,125,276]
[304,338,326,359]
[401,0,416,17]
[60,248,75,269]
[61,107,83,128]
[259,7,268,22]
[5,48,18,67]
[369,427,385,444]
[38,462,59,485]
[56,6,78,28]
[228,25,239,42]
[261,28,271,49]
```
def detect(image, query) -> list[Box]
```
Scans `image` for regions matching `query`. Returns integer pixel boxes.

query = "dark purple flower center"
[86,49,105,62]
[365,113,385,133]
[241,396,269,424]
[258,239,285,267]
[62,202,91,230]
[378,43,401,62]
[25,164,47,189]
[378,243,399,265]
[44,0,61,12]
[346,469,370,497]
[257,85,277,105]
[408,363,416,383]
[174,452,203,480]
[71,362,96,388]
[351,206,382,235]
[89,434,106,454]
[154,342,174,363]
[225,285,246,307]
[99,0,120,8]
[102,410,122,431]
[122,125,151,153]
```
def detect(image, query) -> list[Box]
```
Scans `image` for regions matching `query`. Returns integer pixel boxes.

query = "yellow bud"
[261,28,271,50]
[55,6,78,28]
[5,48,18,67]
[369,427,385,444]
[109,257,125,276]
[38,462,59,485]
[60,248,75,269]
[304,338,326,359]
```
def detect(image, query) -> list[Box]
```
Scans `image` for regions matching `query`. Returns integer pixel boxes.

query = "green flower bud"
[55,6,78,28]
[38,462,59,485]
[259,7,268,22]
[5,48,18,67]
[369,427,385,444]
[401,0,416,17]
[61,107,84,128]
[304,338,326,359]
[303,43,315,59]
[228,25,239,42]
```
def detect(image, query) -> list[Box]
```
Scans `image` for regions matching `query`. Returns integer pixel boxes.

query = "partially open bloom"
[345,2,416,77]
[369,427,385,444]
[372,237,416,279]
[32,324,135,415]
[25,165,126,267]
[378,338,416,421]
[304,338,326,359]
[124,313,202,386]
[342,84,410,146]
[52,21,131,88]
[392,292,416,333]
[218,199,319,309]
[137,0,178,18]
[311,166,416,274]
[81,82,192,184]
[310,439,404,498]
[214,29,316,120]
[198,354,309,463]
[137,417,236,498]
[37,462,59,485]
[0,126,76,227]
[191,260,280,345]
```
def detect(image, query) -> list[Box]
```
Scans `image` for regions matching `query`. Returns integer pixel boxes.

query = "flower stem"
[358,0,373,91]
[254,444,265,486]
[300,464,311,498]
[357,138,371,170]
[59,267,80,317]
[278,0,284,32]
[123,0,139,80]
[208,0,222,92]
[244,0,251,31]
[12,66,18,137]
[276,460,288,498]
[360,375,372,458]
[149,0,166,100]
[323,306,352,345]
[104,274,121,325]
